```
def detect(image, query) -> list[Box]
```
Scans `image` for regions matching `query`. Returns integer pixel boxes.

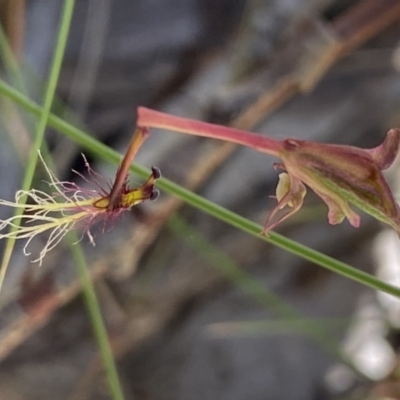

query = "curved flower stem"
[1,80,400,298]
[137,106,283,156]
[107,127,149,209]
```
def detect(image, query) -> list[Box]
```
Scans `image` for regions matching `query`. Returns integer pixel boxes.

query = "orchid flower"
[0,128,160,264]
[137,106,400,235]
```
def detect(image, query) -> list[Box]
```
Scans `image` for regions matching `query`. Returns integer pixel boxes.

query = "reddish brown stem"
[137,107,283,157]
[107,127,149,210]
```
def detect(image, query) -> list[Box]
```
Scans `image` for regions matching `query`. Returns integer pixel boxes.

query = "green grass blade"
[168,214,296,315]
[0,4,126,399]
[0,26,27,93]
[207,318,351,337]
[0,78,399,298]
[67,233,125,400]
[0,0,75,290]
[168,214,366,377]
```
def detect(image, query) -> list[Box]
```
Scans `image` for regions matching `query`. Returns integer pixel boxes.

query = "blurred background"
[1,0,400,399]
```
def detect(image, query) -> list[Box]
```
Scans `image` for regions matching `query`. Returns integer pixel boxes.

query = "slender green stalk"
[0,0,75,290]
[207,318,351,337]
[36,161,126,400]
[0,5,126,399]
[0,26,26,93]
[168,214,367,378]
[68,233,125,400]
[0,79,399,299]
[168,214,295,315]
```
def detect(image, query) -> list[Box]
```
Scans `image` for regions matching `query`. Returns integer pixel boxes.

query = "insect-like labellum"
[0,128,160,264]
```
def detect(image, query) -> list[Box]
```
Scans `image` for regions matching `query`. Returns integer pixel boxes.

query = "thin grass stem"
[0,0,75,291]
[0,4,126,399]
[68,233,125,400]
[0,80,399,299]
